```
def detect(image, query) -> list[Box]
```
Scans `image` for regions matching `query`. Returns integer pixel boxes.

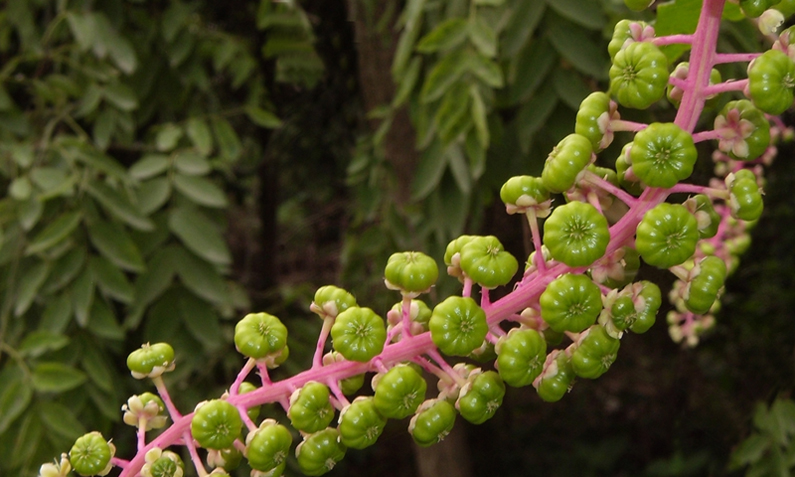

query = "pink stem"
[609,119,647,132]
[653,34,694,46]
[713,52,761,64]
[525,209,547,272]
[118,3,734,476]
[312,317,334,369]
[152,376,182,420]
[184,431,207,477]
[702,79,748,96]
[401,295,413,338]
[582,171,638,207]
[230,358,256,396]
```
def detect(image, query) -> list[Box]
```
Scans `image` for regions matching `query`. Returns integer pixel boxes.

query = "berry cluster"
[39,0,795,476]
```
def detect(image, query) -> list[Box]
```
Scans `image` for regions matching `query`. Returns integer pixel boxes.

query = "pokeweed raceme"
[40,1,795,476]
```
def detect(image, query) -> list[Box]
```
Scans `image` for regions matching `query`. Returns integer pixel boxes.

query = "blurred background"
[0,0,793,475]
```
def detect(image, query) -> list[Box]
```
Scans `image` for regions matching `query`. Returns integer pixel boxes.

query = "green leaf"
[468,16,497,58]
[65,12,96,51]
[392,57,422,108]
[38,401,86,440]
[447,144,471,195]
[212,117,242,161]
[103,82,138,111]
[173,174,228,208]
[0,365,33,435]
[173,247,229,306]
[465,129,486,180]
[9,176,32,200]
[89,255,134,303]
[516,84,558,153]
[87,220,146,272]
[470,85,489,148]
[68,147,130,183]
[31,362,87,393]
[88,298,124,340]
[14,259,50,317]
[75,83,103,117]
[17,196,43,231]
[416,18,468,53]
[93,108,115,151]
[86,180,154,231]
[0,366,32,434]
[503,1,545,57]
[25,211,81,256]
[392,13,423,80]
[126,248,178,329]
[129,154,170,180]
[436,82,471,143]
[186,117,213,156]
[71,267,94,327]
[18,330,69,358]
[10,143,34,168]
[546,16,608,80]
[168,207,231,265]
[156,123,184,152]
[551,67,591,110]
[655,0,701,61]
[474,0,504,5]
[545,0,606,31]
[410,140,447,201]
[30,167,72,196]
[420,51,469,103]
[466,54,504,88]
[39,293,72,334]
[244,105,283,128]
[730,434,772,468]
[136,177,171,215]
[93,13,137,74]
[42,246,86,294]
[173,151,211,176]
[178,292,223,351]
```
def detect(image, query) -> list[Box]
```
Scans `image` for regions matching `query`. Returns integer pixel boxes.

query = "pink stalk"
[524,209,547,272]
[117,2,739,476]
[653,34,694,46]
[702,79,748,96]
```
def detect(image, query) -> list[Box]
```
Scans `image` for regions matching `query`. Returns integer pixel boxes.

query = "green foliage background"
[0,0,792,476]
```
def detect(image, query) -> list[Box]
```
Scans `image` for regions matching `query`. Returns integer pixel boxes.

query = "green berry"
[685,256,727,315]
[410,399,457,447]
[234,312,288,360]
[571,325,620,379]
[310,285,357,319]
[458,235,519,289]
[575,92,616,152]
[496,328,547,387]
[331,306,386,362]
[541,134,594,194]
[296,428,346,477]
[373,364,427,419]
[126,342,175,379]
[246,420,292,473]
[636,203,699,269]
[543,201,610,268]
[728,169,764,221]
[288,382,335,434]
[748,49,795,115]
[191,400,243,450]
[338,396,387,449]
[500,176,550,214]
[715,100,770,161]
[69,432,112,476]
[609,41,668,109]
[384,251,439,295]
[429,296,489,357]
[630,123,697,188]
[534,351,575,403]
[540,273,603,333]
[456,371,505,425]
